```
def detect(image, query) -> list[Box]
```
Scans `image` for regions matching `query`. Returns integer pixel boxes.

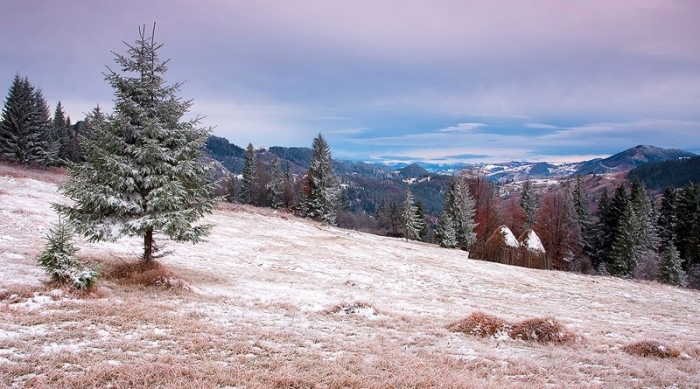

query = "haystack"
[483,225,520,265]
[518,229,549,269]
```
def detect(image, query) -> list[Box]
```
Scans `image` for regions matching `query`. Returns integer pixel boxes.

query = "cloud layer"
[2,0,699,163]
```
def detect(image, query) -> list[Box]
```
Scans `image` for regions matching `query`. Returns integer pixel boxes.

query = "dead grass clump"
[449,311,577,344]
[446,310,507,337]
[623,340,681,358]
[0,284,44,303]
[325,300,379,316]
[102,260,185,289]
[510,316,575,343]
[0,160,67,184]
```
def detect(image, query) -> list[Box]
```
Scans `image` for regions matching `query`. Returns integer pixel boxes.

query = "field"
[1,163,699,388]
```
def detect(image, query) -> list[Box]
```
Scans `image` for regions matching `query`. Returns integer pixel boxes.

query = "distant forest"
[629,156,700,189]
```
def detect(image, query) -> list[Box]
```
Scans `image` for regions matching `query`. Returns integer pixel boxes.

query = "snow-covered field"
[1,163,700,388]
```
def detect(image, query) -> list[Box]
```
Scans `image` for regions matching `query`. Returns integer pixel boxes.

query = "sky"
[1,0,699,165]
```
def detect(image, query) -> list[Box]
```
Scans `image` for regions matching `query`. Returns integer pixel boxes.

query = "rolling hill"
[1,162,699,388]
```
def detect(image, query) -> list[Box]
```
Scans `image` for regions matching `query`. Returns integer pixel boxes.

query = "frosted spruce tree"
[0,74,55,164]
[240,142,258,205]
[56,25,216,263]
[444,175,477,250]
[520,179,539,231]
[302,133,339,225]
[266,156,285,208]
[657,244,687,287]
[402,188,423,241]
[38,219,99,290]
[435,211,457,248]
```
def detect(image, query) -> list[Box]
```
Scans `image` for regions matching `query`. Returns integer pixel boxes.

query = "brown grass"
[101,260,186,289]
[510,316,576,343]
[324,300,379,316]
[446,311,507,337]
[623,340,681,358]
[448,311,576,344]
[0,160,67,184]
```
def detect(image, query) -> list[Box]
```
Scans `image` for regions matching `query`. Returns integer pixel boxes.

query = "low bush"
[510,316,575,343]
[102,260,184,288]
[448,311,576,344]
[446,311,507,337]
[623,340,680,358]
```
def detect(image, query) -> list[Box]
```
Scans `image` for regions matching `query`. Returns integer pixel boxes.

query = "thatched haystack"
[518,229,549,269]
[483,225,520,265]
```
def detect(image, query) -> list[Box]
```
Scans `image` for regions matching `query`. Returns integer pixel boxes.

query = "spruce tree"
[0,75,55,164]
[402,188,422,241]
[657,186,678,251]
[435,211,456,248]
[240,143,258,205]
[520,179,539,231]
[38,219,99,290]
[444,176,477,250]
[573,175,594,259]
[415,200,430,242]
[55,25,216,263]
[675,183,700,271]
[608,199,638,278]
[629,179,659,253]
[657,244,687,287]
[266,156,285,208]
[52,101,77,162]
[303,133,339,225]
[283,161,295,208]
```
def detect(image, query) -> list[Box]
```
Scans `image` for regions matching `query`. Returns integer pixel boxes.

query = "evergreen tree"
[675,183,700,271]
[519,179,539,231]
[657,186,678,251]
[657,244,688,287]
[573,175,594,259]
[266,156,285,208]
[435,211,456,248]
[38,219,99,290]
[0,75,55,164]
[444,176,477,250]
[240,142,258,205]
[55,25,216,263]
[402,188,422,241]
[303,133,339,225]
[52,101,77,162]
[283,161,295,208]
[608,199,638,278]
[629,179,659,253]
[415,200,430,242]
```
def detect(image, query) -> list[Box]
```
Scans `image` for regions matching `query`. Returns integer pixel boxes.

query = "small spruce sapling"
[38,220,99,290]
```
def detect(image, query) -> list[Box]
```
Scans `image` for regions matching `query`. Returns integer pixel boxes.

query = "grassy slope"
[1,163,699,388]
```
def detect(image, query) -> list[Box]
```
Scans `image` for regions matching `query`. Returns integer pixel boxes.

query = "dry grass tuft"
[102,260,186,289]
[446,310,507,337]
[0,160,66,184]
[325,300,379,316]
[623,340,681,358]
[448,311,576,344]
[510,316,576,343]
[0,284,44,303]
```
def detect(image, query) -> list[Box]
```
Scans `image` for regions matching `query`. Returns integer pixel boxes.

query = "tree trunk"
[143,228,154,263]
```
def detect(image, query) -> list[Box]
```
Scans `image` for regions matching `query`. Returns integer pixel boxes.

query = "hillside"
[3,163,699,388]
[629,156,700,189]
[574,145,696,176]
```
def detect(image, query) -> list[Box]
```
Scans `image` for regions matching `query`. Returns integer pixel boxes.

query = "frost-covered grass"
[1,163,700,388]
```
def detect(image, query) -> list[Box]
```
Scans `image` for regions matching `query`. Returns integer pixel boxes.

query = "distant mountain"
[573,145,696,176]
[398,163,430,178]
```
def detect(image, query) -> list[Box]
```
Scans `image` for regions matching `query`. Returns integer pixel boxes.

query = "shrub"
[446,311,507,337]
[510,316,575,343]
[38,220,99,290]
[448,311,576,344]
[325,301,379,316]
[622,340,680,358]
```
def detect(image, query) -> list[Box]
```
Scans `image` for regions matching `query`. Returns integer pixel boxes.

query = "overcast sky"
[2,0,699,164]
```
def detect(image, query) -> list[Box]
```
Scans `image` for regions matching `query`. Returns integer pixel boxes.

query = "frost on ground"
[1,164,700,388]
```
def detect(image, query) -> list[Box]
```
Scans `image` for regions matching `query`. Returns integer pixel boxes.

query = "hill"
[628,155,700,189]
[573,145,696,176]
[1,163,699,388]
